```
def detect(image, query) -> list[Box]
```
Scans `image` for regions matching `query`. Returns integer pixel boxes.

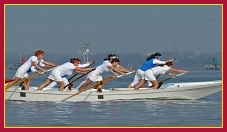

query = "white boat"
[5,80,222,102]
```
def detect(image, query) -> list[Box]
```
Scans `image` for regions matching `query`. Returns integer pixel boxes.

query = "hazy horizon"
[5,5,222,55]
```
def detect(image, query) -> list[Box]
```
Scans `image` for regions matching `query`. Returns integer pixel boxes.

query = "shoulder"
[164,65,170,69]
[103,60,111,66]
[65,62,73,66]
[31,56,38,61]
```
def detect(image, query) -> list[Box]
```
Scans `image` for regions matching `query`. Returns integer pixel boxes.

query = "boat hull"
[5,80,222,102]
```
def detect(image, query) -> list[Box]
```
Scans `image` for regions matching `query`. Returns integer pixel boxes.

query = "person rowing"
[76,53,130,92]
[37,58,94,91]
[145,61,188,89]
[127,53,157,89]
[5,50,57,90]
[44,61,94,89]
[132,52,175,90]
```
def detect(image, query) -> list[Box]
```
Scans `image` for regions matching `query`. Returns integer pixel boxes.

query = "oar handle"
[67,61,95,81]
[115,71,135,78]
[67,74,78,82]
[175,72,186,77]
[158,72,187,85]
[64,68,96,88]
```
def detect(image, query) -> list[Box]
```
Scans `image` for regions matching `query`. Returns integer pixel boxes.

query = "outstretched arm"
[109,66,126,76]
[165,71,177,77]
[74,67,94,74]
[169,67,188,73]
[116,65,130,73]
[43,61,58,67]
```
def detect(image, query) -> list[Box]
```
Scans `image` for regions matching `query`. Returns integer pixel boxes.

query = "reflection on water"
[5,70,222,127]
[6,92,221,127]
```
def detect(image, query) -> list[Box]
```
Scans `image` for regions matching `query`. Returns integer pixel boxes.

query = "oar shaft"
[5,67,55,90]
[61,71,135,102]
[5,79,14,83]
[5,72,41,90]
[62,76,116,102]
[158,78,171,84]
[158,72,187,84]
[64,68,96,88]
[67,74,78,81]
[67,61,95,82]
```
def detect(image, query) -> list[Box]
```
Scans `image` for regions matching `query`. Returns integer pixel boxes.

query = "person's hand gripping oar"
[67,61,95,82]
[64,68,96,90]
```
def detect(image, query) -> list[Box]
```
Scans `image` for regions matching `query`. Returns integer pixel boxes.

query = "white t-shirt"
[151,65,170,76]
[153,59,166,65]
[20,56,44,71]
[30,62,45,72]
[85,60,112,82]
[77,63,90,68]
[54,62,76,76]
[93,60,112,75]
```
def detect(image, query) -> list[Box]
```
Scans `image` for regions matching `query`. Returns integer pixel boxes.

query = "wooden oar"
[5,79,14,83]
[61,71,135,102]
[158,72,187,88]
[67,61,95,82]
[5,67,55,90]
[64,68,96,89]
[156,74,161,79]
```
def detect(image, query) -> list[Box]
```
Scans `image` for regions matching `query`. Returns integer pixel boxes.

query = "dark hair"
[146,54,156,61]
[166,62,173,66]
[34,50,44,56]
[111,58,120,63]
[158,62,173,67]
[104,53,118,60]
[154,52,162,57]
[70,58,81,63]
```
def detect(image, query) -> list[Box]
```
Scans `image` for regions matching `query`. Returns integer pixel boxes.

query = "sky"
[5,5,222,55]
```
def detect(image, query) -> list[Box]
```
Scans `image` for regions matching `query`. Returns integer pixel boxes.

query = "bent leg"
[57,81,65,91]
[151,80,159,89]
[38,79,52,90]
[134,79,146,90]
[5,77,20,89]
[78,79,92,91]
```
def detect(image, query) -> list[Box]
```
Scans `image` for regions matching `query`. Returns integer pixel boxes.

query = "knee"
[59,82,64,87]
[153,83,159,89]
[83,81,90,86]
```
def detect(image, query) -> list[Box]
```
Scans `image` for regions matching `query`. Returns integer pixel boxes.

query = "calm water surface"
[5,70,222,127]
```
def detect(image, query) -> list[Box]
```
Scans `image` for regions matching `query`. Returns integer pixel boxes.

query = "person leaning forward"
[5,50,57,90]
[37,58,94,91]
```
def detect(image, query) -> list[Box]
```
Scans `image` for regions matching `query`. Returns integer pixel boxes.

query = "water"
[5,70,222,127]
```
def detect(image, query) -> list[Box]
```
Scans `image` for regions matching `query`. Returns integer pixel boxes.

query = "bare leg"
[134,79,146,90]
[38,79,53,90]
[20,78,30,90]
[25,78,30,90]
[151,80,159,89]
[5,77,20,89]
[58,81,65,91]
[96,81,104,92]
[20,81,26,90]
[78,79,92,91]
[128,84,132,88]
